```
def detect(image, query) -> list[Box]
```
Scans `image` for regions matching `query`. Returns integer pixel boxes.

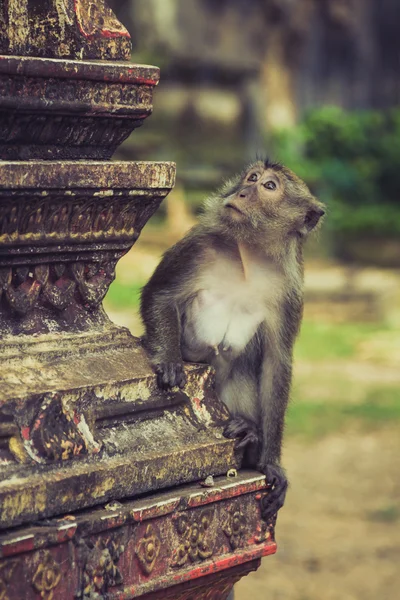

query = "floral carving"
[81,537,124,599]
[172,510,214,568]
[135,524,161,575]
[4,265,48,315]
[42,264,76,310]
[32,552,61,600]
[222,508,247,550]
[0,560,18,600]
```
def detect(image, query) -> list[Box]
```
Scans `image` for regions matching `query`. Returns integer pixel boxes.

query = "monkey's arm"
[141,284,185,389]
[140,229,206,389]
[257,350,290,520]
[258,297,302,520]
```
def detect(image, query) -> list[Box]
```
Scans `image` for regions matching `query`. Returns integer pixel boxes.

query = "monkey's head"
[204,159,325,246]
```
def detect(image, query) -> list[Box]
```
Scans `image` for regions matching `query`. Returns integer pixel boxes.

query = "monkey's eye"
[247,173,258,182]
[264,180,277,190]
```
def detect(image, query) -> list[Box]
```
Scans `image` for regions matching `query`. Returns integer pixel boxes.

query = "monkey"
[140,159,325,520]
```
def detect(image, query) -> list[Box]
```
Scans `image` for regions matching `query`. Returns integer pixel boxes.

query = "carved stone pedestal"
[0,1,276,598]
[0,472,275,599]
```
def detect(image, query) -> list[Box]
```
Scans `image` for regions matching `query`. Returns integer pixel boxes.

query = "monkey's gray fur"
[140,159,325,519]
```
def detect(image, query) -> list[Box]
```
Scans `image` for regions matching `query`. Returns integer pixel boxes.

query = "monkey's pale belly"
[182,290,265,362]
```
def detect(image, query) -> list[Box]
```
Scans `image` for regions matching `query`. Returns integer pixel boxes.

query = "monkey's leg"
[224,415,259,449]
[224,416,261,468]
[218,339,262,465]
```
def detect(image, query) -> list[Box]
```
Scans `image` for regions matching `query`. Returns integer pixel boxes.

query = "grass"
[294,321,385,361]
[106,279,143,310]
[287,387,400,439]
[367,505,400,523]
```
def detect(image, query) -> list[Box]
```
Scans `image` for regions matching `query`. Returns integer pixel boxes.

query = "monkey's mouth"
[225,203,243,216]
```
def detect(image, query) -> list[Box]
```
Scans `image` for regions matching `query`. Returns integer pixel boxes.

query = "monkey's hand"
[258,463,288,521]
[223,416,260,449]
[155,361,187,390]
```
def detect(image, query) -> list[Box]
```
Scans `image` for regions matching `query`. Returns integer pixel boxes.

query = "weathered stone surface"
[0,0,132,60]
[0,472,275,599]
[0,161,175,334]
[0,344,242,529]
[0,57,160,159]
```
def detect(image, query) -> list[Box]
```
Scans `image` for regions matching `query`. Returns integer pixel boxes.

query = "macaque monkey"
[141,159,325,519]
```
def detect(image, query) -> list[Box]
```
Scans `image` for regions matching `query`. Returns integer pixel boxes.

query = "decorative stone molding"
[0,58,159,159]
[0,161,175,335]
[0,473,276,599]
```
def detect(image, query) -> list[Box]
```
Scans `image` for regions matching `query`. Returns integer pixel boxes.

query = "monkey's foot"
[155,362,186,390]
[223,416,259,449]
[259,463,288,521]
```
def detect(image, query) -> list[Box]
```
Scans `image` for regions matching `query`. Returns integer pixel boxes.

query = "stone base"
[0,328,241,529]
[0,471,275,599]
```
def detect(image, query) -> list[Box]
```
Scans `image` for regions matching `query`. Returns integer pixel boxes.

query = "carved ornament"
[32,553,61,600]
[135,524,161,575]
[172,510,214,567]
[81,537,124,599]
[222,508,247,550]
[0,259,117,335]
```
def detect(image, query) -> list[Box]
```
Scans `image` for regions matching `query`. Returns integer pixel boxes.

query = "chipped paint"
[0,534,35,557]
[55,0,74,38]
[0,487,47,524]
[7,0,29,53]
[131,498,181,523]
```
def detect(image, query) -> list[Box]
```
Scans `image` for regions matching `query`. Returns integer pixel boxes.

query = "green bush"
[271,106,400,235]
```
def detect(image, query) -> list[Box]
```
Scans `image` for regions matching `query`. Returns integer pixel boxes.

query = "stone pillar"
[0,2,276,598]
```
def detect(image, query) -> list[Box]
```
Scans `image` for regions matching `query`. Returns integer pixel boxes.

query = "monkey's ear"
[299,207,325,236]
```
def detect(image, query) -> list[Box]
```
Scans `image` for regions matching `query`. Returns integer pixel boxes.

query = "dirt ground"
[235,428,400,600]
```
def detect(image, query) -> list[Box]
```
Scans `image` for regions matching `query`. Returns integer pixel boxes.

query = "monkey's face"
[219,161,325,239]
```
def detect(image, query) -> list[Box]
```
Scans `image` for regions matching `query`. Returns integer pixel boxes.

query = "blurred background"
[107,2,400,599]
